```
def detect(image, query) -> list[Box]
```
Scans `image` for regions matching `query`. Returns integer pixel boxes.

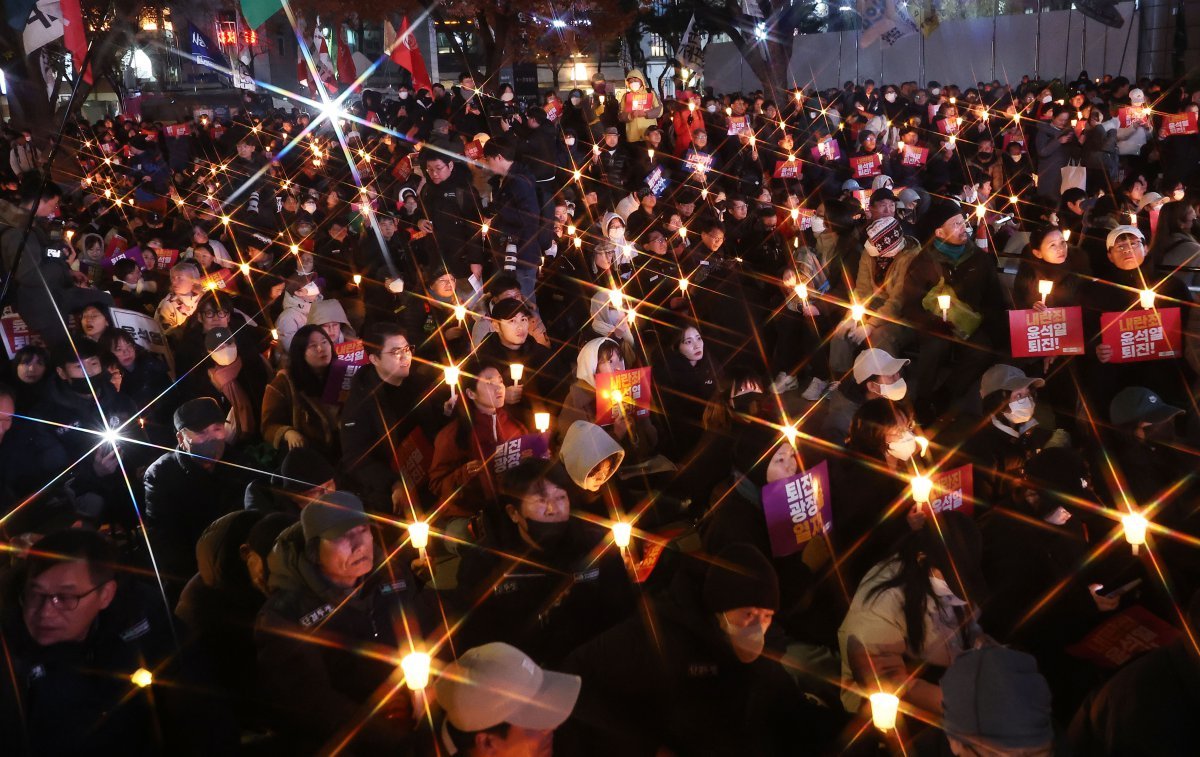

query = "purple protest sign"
[761,460,832,558]
[492,434,551,474]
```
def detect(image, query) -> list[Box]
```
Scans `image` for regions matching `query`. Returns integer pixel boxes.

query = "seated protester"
[244,446,337,514]
[305,296,357,346]
[145,398,261,590]
[6,343,49,412]
[561,543,835,756]
[1012,225,1090,310]
[404,262,474,365]
[558,337,657,461]
[475,297,558,422]
[256,491,422,753]
[428,359,531,518]
[829,217,922,377]
[73,301,111,343]
[469,274,552,350]
[98,327,172,436]
[103,258,158,314]
[261,324,340,461]
[18,341,146,521]
[193,326,270,443]
[838,512,986,718]
[625,187,659,241]
[558,420,626,520]
[654,320,720,459]
[155,259,203,330]
[960,364,1056,508]
[172,289,268,382]
[339,322,443,514]
[769,261,834,400]
[435,643,581,757]
[938,648,1055,757]
[587,275,636,347]
[0,529,237,755]
[175,511,295,727]
[454,461,634,663]
[1068,589,1200,757]
[821,348,910,444]
[1151,199,1200,286]
[1082,224,1198,412]
[276,276,322,351]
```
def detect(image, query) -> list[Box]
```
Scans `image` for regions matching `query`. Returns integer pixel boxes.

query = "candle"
[689,101,696,111]
[647,148,655,162]
[790,207,800,222]
[911,474,933,504]
[914,436,930,457]
[1014,112,1022,123]
[678,277,689,293]
[1129,212,1138,225]
[1122,512,1148,555]
[239,262,250,276]
[509,363,524,385]
[138,417,146,429]
[220,215,230,225]
[1009,194,1019,205]
[130,668,154,688]
[598,95,606,106]
[270,328,279,341]
[353,274,362,286]
[408,520,430,551]
[1038,280,1053,304]
[573,169,583,182]
[794,282,808,302]
[534,412,551,433]
[701,187,709,200]
[453,304,467,323]
[947,135,957,148]
[937,294,951,321]
[679,226,688,241]
[612,521,632,549]
[567,224,577,236]
[400,651,432,690]
[574,236,583,249]
[1139,289,1156,310]
[949,96,957,105]
[850,303,865,323]
[481,221,490,235]
[1062,229,1071,242]
[975,204,986,220]
[444,365,460,398]
[725,106,732,116]
[781,424,799,446]
[869,692,900,731]
[794,91,802,101]
[608,288,624,309]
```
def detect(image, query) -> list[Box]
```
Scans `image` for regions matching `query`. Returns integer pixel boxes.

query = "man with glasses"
[0,528,236,753]
[417,147,484,281]
[340,322,441,513]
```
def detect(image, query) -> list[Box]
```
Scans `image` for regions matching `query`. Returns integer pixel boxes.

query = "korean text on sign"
[929,465,975,517]
[761,461,833,558]
[1008,306,1085,358]
[1100,308,1182,363]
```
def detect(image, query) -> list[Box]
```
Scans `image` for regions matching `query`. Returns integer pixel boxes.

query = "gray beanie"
[941,647,1054,750]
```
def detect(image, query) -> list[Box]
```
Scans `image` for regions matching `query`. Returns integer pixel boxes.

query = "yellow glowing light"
[781,424,799,446]
[975,204,986,220]
[239,262,250,275]
[794,282,808,301]
[1038,280,1053,303]
[400,651,431,689]
[408,521,430,550]
[850,303,865,322]
[1122,512,1148,555]
[574,236,583,249]
[290,244,300,255]
[271,329,279,341]
[1062,229,1071,242]
[790,207,800,221]
[1139,289,1156,310]
[612,521,632,549]
[509,363,525,384]
[534,412,551,433]
[678,277,689,293]
[567,224,577,236]
[608,288,624,309]
[937,294,951,313]
[353,274,362,286]
[481,222,490,235]
[870,692,900,731]
[914,436,930,457]
[911,474,933,504]
[131,668,153,688]
[220,215,230,225]
[453,304,467,322]
[1009,195,1019,205]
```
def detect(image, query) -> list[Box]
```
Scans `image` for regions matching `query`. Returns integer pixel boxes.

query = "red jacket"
[429,407,529,516]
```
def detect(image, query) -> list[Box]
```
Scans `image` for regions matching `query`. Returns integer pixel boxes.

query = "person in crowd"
[155,260,203,330]
[822,348,910,443]
[261,324,340,460]
[654,320,720,458]
[98,327,172,430]
[558,337,657,460]
[6,343,50,412]
[938,647,1056,757]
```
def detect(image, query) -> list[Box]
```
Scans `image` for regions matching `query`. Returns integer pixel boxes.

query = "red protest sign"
[938,117,961,135]
[1118,106,1149,128]
[726,115,749,136]
[392,427,434,486]
[155,249,180,270]
[1,307,43,359]
[391,155,413,182]
[773,159,802,179]
[901,145,928,167]
[850,154,882,179]
[322,339,369,404]
[104,234,128,261]
[811,138,842,161]
[595,367,652,424]
[762,461,832,558]
[1067,605,1181,668]
[1008,306,1086,358]
[164,124,190,138]
[464,140,483,160]
[632,524,688,584]
[929,465,975,517]
[852,189,871,211]
[1100,307,1182,363]
[491,434,551,474]
[544,99,562,122]
[201,268,238,292]
[623,91,650,113]
[1162,112,1199,136]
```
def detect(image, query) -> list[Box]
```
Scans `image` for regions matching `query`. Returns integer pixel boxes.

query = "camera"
[45,219,65,259]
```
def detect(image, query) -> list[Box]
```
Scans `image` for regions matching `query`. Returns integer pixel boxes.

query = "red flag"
[337,24,357,85]
[60,0,91,84]
[297,47,310,89]
[392,17,431,93]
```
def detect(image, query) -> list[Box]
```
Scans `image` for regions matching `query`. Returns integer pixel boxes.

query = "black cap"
[174,397,226,432]
[278,447,337,491]
[703,543,780,613]
[204,326,234,352]
[920,201,966,240]
[870,187,897,204]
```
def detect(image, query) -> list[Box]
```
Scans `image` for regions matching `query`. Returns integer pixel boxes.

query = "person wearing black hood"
[256,491,423,753]
[560,88,597,140]
[654,319,721,459]
[453,461,634,664]
[560,543,836,756]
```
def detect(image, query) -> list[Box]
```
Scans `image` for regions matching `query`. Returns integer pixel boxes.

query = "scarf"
[934,238,969,264]
[208,357,256,437]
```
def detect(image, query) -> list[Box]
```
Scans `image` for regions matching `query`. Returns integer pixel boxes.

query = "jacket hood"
[625,69,648,86]
[196,510,260,589]
[306,298,354,332]
[267,521,384,603]
[560,421,624,487]
[576,336,615,388]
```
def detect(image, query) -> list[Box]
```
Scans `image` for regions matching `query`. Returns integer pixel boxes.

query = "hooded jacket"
[559,420,625,489]
[305,298,357,344]
[256,522,419,753]
[427,405,530,512]
[617,70,664,144]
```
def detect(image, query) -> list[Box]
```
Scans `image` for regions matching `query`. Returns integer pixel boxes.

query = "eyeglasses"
[22,583,104,612]
[1113,238,1144,250]
[384,346,414,359]
[200,309,230,319]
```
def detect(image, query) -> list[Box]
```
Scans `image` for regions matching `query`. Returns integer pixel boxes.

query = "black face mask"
[525,520,570,549]
[66,375,96,394]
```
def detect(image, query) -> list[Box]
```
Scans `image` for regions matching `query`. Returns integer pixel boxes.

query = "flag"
[59,0,89,84]
[187,21,228,69]
[391,16,431,93]
[22,0,61,52]
[240,0,282,30]
[312,25,337,94]
[858,0,920,47]
[383,18,398,63]
[7,0,37,29]
[336,23,356,84]
[677,14,704,80]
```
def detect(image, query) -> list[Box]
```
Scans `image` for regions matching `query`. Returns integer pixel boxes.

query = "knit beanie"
[703,543,780,614]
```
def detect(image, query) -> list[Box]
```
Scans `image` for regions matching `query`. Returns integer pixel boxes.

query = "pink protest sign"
[762,460,832,558]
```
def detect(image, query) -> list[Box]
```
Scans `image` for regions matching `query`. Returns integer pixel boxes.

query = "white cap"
[1136,192,1164,212]
[1129,88,1146,104]
[1105,225,1145,249]
[297,281,320,298]
[853,348,910,384]
[437,643,581,735]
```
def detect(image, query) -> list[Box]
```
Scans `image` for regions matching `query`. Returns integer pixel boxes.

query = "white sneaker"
[802,377,829,401]
[770,372,799,394]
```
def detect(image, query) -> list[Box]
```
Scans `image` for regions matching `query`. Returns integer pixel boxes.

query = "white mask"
[1005,396,1036,424]
[1042,95,1052,103]
[930,575,968,606]
[888,430,918,461]
[1044,506,1072,526]
[875,377,907,401]
[211,344,238,366]
[628,80,643,92]
[809,217,826,234]
[608,228,625,243]
[398,91,409,100]
[885,92,897,103]
[718,613,765,663]
[707,104,718,113]
[501,92,514,102]
[302,201,317,214]
[565,138,576,146]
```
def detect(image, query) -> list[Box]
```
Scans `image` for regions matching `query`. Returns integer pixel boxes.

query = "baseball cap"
[941,647,1054,750]
[204,326,234,352]
[853,348,909,384]
[490,298,531,321]
[841,179,862,192]
[980,364,1045,398]
[1109,386,1185,427]
[864,217,905,258]
[1105,224,1145,249]
[870,187,897,205]
[603,125,620,136]
[1129,88,1146,104]
[437,643,581,735]
[173,397,226,432]
[1136,192,1164,212]
[300,490,369,541]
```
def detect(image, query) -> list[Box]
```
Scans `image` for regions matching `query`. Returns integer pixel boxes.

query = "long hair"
[847,398,913,459]
[1148,199,1197,270]
[287,325,334,398]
